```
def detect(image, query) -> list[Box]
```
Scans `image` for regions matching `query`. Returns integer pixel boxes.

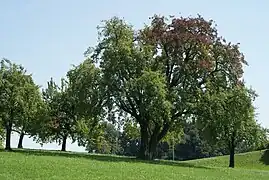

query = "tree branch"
[157,123,170,141]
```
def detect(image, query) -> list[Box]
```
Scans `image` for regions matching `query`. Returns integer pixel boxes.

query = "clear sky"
[0,0,268,152]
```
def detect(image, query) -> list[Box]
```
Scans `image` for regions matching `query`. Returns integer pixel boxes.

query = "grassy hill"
[0,149,268,180]
[187,150,269,170]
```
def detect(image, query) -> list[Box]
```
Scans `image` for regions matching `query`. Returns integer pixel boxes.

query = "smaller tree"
[42,78,77,151]
[175,121,228,161]
[197,85,258,168]
[119,119,140,156]
[13,76,43,148]
[40,59,105,151]
[66,59,107,151]
[0,59,29,150]
[85,122,121,154]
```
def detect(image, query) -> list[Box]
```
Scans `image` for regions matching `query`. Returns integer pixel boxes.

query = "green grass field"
[0,149,268,180]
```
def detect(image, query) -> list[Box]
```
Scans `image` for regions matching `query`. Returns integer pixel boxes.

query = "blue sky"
[0,0,268,152]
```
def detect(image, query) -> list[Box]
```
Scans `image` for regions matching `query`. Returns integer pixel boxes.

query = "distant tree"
[0,59,30,150]
[87,15,248,160]
[119,119,140,156]
[119,133,140,157]
[197,85,258,168]
[174,121,228,160]
[85,122,121,154]
[236,125,268,152]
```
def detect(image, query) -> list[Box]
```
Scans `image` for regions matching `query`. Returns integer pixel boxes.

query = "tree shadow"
[0,148,210,169]
[260,149,269,165]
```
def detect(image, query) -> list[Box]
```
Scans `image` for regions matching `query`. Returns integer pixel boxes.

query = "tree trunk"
[61,135,68,151]
[17,131,25,149]
[149,138,158,160]
[148,126,161,160]
[5,122,12,151]
[137,124,162,160]
[137,124,149,160]
[229,132,236,168]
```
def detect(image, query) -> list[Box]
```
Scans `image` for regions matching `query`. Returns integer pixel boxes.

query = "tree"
[40,59,105,151]
[0,59,29,150]
[12,76,43,148]
[42,78,77,151]
[85,122,121,154]
[235,125,268,152]
[174,121,228,160]
[29,100,51,147]
[197,85,258,168]
[66,59,106,150]
[87,15,247,160]
[119,119,140,156]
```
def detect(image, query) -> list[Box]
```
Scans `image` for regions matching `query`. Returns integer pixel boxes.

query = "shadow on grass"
[0,148,210,169]
[260,149,269,165]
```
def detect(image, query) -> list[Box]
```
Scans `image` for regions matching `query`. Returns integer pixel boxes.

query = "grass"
[187,150,269,170]
[0,149,268,180]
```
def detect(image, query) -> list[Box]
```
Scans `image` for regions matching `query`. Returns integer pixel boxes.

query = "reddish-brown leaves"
[139,14,247,87]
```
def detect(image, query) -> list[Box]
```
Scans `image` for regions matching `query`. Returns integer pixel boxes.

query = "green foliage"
[173,122,228,161]
[36,59,105,151]
[85,122,121,154]
[0,58,34,150]
[66,59,106,150]
[66,59,105,120]
[122,118,140,140]
[197,85,257,145]
[87,15,249,159]
[197,85,259,167]
[41,78,78,150]
[12,74,44,148]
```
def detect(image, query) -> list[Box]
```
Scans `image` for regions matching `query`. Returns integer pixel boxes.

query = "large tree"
[0,59,30,150]
[87,15,247,160]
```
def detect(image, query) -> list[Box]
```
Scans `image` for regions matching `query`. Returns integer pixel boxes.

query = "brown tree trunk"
[149,138,158,160]
[137,124,149,160]
[61,135,68,151]
[5,122,12,151]
[148,126,161,160]
[17,131,25,149]
[137,124,162,160]
[229,132,236,168]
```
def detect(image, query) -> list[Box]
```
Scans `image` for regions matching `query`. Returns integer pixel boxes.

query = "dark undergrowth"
[260,149,269,165]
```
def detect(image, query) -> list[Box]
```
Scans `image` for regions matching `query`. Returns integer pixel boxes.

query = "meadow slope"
[0,149,268,180]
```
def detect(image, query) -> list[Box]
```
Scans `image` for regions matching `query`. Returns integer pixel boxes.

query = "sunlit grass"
[0,149,268,180]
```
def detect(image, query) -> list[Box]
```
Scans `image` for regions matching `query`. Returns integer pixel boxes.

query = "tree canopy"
[0,59,37,150]
[197,85,258,167]
[85,15,249,160]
